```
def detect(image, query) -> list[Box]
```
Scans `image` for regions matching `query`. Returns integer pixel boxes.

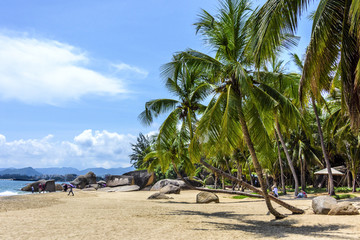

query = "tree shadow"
[169,210,354,239]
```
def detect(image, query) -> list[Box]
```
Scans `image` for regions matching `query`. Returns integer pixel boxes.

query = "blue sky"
[0,0,317,169]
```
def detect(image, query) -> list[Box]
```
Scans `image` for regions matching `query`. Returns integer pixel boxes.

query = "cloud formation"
[112,63,148,79]
[0,130,137,169]
[0,33,130,105]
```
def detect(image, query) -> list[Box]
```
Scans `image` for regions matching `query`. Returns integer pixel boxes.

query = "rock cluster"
[21,179,56,192]
[312,196,359,215]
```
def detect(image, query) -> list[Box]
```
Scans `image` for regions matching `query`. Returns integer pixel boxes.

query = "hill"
[0,167,42,176]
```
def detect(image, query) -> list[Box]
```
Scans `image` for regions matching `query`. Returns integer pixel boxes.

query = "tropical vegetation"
[130,0,360,219]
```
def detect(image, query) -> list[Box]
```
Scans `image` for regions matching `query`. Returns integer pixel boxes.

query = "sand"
[0,189,360,240]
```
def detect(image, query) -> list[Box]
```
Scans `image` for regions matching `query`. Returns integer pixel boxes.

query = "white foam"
[0,191,18,196]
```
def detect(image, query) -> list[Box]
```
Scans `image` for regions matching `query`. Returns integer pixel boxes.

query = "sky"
[0,0,318,170]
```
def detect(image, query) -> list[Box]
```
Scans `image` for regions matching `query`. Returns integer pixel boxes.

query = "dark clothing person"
[68,185,74,196]
[63,184,68,192]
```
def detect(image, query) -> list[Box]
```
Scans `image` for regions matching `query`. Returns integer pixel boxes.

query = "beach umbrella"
[314,168,344,191]
[314,168,344,176]
[69,183,75,188]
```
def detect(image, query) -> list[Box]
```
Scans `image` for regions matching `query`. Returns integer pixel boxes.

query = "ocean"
[0,180,35,196]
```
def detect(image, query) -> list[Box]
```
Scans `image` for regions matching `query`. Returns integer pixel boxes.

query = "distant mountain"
[34,166,134,177]
[0,167,42,176]
[35,167,80,175]
[79,167,134,176]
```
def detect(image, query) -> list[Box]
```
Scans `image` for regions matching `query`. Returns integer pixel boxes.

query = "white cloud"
[0,33,129,105]
[0,130,137,169]
[112,63,148,79]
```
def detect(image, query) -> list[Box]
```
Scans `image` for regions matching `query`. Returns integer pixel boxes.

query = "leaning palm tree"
[180,0,303,219]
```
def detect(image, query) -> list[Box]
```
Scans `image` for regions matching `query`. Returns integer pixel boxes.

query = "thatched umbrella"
[314,168,344,191]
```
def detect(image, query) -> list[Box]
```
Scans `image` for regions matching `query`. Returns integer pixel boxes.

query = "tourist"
[31,186,34,194]
[297,190,307,198]
[68,185,74,196]
[272,185,279,198]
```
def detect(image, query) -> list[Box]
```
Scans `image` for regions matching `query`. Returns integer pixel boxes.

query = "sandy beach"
[0,190,360,240]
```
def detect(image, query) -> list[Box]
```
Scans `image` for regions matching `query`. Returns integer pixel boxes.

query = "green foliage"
[129,133,154,169]
[332,194,357,200]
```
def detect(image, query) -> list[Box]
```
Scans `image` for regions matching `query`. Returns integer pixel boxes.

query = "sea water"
[0,180,34,196]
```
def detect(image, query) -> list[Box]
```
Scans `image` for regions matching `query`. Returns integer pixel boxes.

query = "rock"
[71,171,97,189]
[160,185,180,194]
[151,179,186,191]
[183,177,204,188]
[21,179,56,192]
[147,192,173,200]
[123,170,155,189]
[105,185,140,192]
[204,176,215,185]
[312,196,337,214]
[55,184,64,191]
[196,191,219,204]
[328,202,359,215]
[84,172,97,184]
[106,175,134,187]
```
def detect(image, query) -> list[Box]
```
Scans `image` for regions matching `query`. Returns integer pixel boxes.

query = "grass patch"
[232,192,260,200]
[332,194,357,200]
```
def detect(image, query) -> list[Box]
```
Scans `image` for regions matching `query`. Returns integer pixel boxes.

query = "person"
[38,183,42,193]
[272,185,279,197]
[31,186,34,194]
[63,184,68,192]
[68,185,74,196]
[297,190,307,198]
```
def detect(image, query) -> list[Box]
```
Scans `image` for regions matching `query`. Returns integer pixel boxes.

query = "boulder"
[328,202,359,215]
[21,179,56,192]
[147,192,173,200]
[123,170,155,189]
[151,179,186,191]
[71,171,97,189]
[160,185,180,194]
[312,196,337,214]
[183,177,204,188]
[196,191,219,204]
[105,185,140,192]
[204,176,215,185]
[55,184,64,191]
[106,175,134,187]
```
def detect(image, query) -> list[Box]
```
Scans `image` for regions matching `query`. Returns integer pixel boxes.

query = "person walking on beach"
[68,185,74,196]
[31,186,34,194]
[272,185,279,198]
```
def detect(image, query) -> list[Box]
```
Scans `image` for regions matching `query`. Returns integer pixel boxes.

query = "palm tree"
[139,59,210,175]
[181,0,291,219]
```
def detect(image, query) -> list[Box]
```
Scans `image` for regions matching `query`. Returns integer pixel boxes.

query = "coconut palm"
[179,0,296,219]
[139,59,211,175]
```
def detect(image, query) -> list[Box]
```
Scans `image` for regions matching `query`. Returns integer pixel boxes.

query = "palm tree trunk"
[275,134,286,194]
[311,97,335,195]
[200,159,304,214]
[300,155,306,191]
[248,161,254,186]
[351,170,357,192]
[238,105,285,219]
[275,120,299,196]
[237,162,242,190]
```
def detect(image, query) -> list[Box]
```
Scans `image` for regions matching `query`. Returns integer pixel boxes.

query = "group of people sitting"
[271,185,307,198]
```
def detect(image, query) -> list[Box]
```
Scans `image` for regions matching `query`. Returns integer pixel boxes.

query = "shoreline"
[1,190,360,239]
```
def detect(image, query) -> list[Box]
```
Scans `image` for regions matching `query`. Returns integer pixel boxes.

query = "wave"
[0,190,19,196]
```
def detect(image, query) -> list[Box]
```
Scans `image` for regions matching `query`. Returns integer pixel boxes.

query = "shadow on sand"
[167,210,354,239]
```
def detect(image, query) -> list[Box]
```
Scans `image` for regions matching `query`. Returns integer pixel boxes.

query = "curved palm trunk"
[300,155,306,191]
[248,161,254,186]
[311,97,335,195]
[275,121,299,196]
[200,159,304,214]
[275,134,286,194]
[238,106,285,219]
